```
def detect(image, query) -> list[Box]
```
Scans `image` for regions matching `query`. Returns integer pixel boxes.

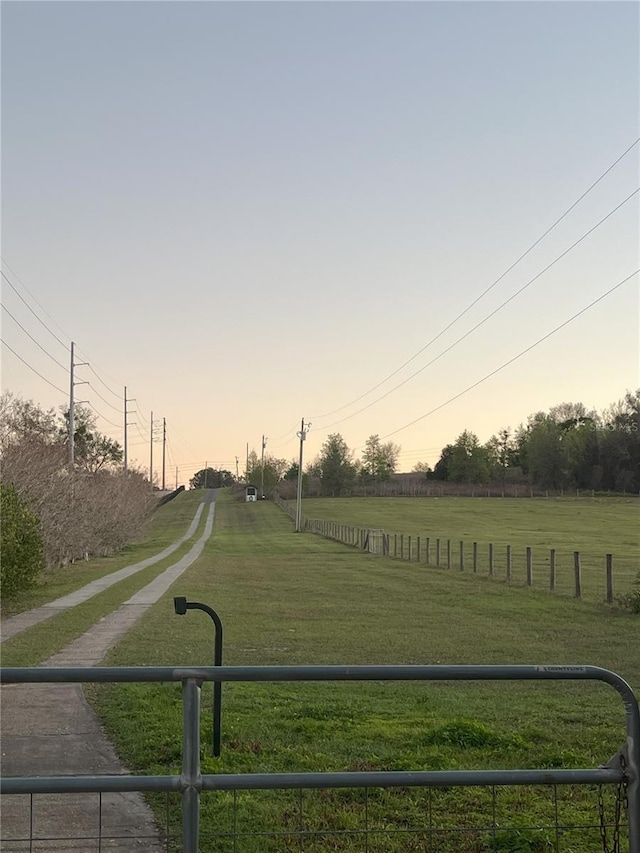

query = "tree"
[448,430,490,484]
[484,428,517,485]
[361,435,400,482]
[522,414,568,489]
[0,482,44,597]
[59,406,123,472]
[315,433,357,496]
[430,445,453,480]
[412,461,432,476]
[190,468,235,489]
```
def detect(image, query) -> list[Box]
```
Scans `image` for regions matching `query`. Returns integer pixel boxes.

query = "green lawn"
[93,494,640,852]
[297,496,640,601]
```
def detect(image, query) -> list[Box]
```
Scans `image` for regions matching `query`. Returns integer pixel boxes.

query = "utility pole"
[123,386,128,472]
[162,418,167,490]
[246,443,249,483]
[235,456,239,480]
[123,389,136,474]
[175,466,178,490]
[150,411,154,485]
[295,418,311,532]
[260,435,267,498]
[68,341,88,465]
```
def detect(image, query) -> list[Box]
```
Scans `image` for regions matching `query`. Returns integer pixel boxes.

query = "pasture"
[93,493,640,851]
[299,496,640,601]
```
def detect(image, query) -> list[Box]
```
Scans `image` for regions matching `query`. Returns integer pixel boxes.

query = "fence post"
[416,536,421,562]
[606,554,613,604]
[436,538,441,567]
[550,549,556,592]
[408,535,412,561]
[573,552,582,598]
[426,537,431,565]
[394,534,398,557]
[460,540,464,571]
[447,539,451,569]
[473,542,478,573]
[488,543,494,576]
[400,535,405,560]
[526,547,533,586]
[506,545,511,582]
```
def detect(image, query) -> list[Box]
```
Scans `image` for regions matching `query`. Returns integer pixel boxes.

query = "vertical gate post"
[182,677,202,853]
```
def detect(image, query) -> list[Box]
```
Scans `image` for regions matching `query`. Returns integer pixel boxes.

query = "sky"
[1,0,638,485]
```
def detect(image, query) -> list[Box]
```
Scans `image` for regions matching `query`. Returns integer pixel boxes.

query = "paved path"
[1,493,217,851]
[1,501,206,643]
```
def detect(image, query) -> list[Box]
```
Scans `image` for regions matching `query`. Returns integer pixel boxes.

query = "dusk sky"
[2,1,638,484]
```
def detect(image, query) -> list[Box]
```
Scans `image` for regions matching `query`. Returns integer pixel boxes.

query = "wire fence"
[273,495,638,603]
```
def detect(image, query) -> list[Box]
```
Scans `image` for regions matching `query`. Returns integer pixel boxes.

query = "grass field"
[92,492,640,852]
[297,496,640,602]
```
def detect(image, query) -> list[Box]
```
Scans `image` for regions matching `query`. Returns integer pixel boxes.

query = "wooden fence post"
[408,536,412,561]
[550,549,556,592]
[460,540,464,571]
[473,542,478,573]
[606,554,613,604]
[416,536,421,563]
[573,551,582,598]
[447,539,451,569]
[488,543,494,576]
[400,535,404,560]
[426,537,431,565]
[506,545,511,582]
[436,538,441,567]
[526,547,532,586]
[394,534,398,557]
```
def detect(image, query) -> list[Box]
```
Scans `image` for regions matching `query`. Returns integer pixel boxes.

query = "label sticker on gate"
[535,665,587,673]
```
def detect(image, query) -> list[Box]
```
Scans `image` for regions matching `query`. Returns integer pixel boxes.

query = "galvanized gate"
[1,664,638,852]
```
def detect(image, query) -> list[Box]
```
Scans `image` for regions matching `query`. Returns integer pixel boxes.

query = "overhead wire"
[310,136,640,420]
[319,187,639,431]
[377,269,639,442]
[1,271,69,350]
[1,303,68,371]
[87,382,124,413]
[1,338,67,395]
[1,260,73,345]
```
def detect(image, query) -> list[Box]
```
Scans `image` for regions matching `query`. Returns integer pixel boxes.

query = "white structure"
[245,485,258,502]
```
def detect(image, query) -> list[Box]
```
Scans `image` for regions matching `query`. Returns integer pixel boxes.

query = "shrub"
[0,482,44,598]
[617,572,640,613]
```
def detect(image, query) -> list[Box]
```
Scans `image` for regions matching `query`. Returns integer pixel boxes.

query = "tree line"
[424,392,639,492]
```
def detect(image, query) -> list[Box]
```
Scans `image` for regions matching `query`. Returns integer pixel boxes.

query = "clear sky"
[2,0,638,484]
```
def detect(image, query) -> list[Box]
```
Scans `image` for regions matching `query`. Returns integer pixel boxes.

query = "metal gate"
[1,664,638,852]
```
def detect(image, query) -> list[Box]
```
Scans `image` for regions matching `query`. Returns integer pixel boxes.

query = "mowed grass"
[93,494,640,852]
[0,490,205,618]
[299,496,640,601]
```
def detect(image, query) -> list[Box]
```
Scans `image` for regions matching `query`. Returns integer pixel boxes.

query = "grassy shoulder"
[93,497,639,852]
[0,490,204,618]
[298,496,640,599]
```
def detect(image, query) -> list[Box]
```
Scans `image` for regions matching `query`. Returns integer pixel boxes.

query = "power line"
[1,338,67,394]
[86,365,121,399]
[1,258,73,344]
[320,187,639,431]
[1,270,68,350]
[87,381,123,413]
[1,303,68,371]
[311,137,640,420]
[85,401,122,430]
[378,269,639,442]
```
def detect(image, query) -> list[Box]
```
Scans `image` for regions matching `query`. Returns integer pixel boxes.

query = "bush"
[0,482,44,598]
[617,572,640,613]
